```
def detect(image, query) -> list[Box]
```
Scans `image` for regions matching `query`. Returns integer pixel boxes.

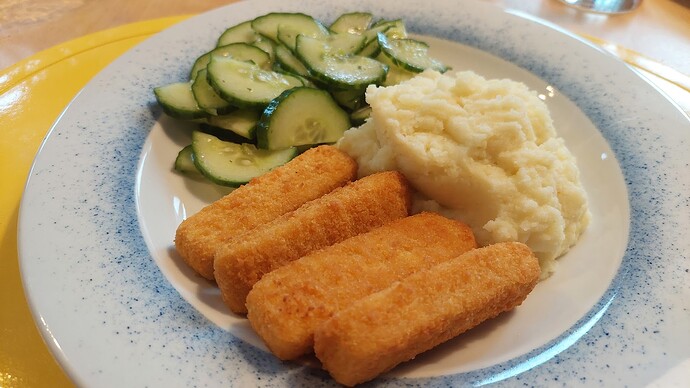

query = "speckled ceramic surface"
[18,0,690,386]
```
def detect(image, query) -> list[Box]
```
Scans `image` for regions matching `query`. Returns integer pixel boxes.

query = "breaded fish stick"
[314,242,541,386]
[214,171,412,314]
[174,145,357,280]
[246,212,477,360]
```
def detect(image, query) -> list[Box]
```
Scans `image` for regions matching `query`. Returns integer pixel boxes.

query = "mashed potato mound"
[337,70,590,277]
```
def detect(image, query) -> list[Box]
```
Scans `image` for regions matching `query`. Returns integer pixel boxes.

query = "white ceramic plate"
[19,0,690,387]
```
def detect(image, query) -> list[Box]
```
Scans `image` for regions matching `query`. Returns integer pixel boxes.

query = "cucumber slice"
[361,22,394,46]
[329,12,373,34]
[192,130,298,187]
[251,37,277,62]
[286,73,318,89]
[354,19,407,57]
[206,56,304,109]
[251,12,328,43]
[257,87,350,150]
[295,35,388,90]
[216,20,260,47]
[174,145,201,175]
[190,45,273,114]
[213,43,272,67]
[205,109,259,140]
[275,44,311,77]
[190,53,213,81]
[377,32,447,73]
[154,82,208,120]
[192,68,234,115]
[325,33,367,56]
[358,38,381,58]
[277,24,328,52]
[372,19,408,39]
[198,123,254,145]
[331,88,366,111]
[190,43,272,80]
[376,52,416,86]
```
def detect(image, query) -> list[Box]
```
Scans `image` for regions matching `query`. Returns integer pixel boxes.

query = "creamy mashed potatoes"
[337,70,590,277]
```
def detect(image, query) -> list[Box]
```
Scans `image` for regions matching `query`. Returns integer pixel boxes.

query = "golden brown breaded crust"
[174,145,357,280]
[246,212,477,360]
[214,171,413,314]
[314,242,541,386]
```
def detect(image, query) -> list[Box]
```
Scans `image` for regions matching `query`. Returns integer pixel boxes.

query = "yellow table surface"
[0,15,189,388]
[1,13,689,388]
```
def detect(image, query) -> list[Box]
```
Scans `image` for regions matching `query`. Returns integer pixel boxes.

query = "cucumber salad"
[154,11,447,187]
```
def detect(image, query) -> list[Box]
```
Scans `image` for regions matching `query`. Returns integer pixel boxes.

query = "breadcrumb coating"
[214,171,412,314]
[246,212,477,360]
[314,241,540,386]
[174,145,357,280]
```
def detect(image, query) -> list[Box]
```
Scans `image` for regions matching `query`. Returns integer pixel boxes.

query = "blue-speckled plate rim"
[18,0,690,387]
